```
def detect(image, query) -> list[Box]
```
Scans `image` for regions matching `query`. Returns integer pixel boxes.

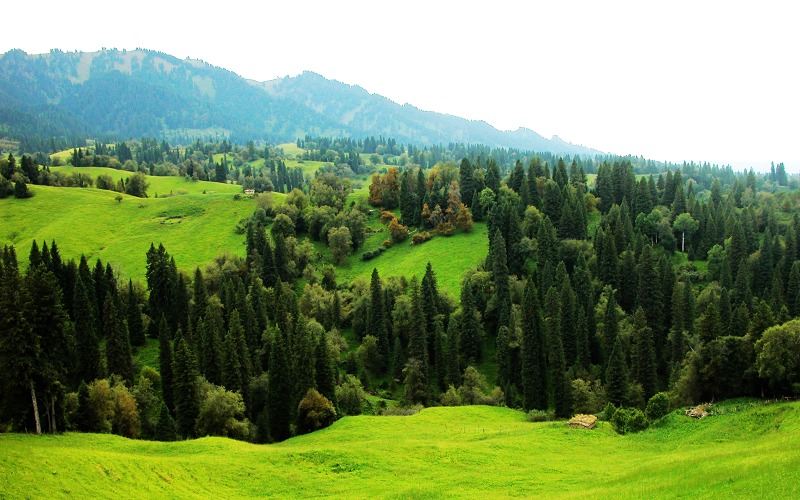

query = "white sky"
[3,1,799,171]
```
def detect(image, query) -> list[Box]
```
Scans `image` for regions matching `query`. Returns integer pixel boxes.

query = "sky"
[3,1,798,171]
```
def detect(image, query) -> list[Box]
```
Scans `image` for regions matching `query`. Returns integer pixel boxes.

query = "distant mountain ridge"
[0,48,602,155]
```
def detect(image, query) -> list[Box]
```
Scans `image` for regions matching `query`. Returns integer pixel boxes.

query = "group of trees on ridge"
[2,135,800,442]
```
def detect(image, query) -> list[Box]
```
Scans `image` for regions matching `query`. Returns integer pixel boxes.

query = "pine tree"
[172,338,199,439]
[459,280,482,364]
[631,307,658,399]
[293,314,316,409]
[699,300,722,344]
[268,326,292,442]
[200,303,224,385]
[154,402,178,441]
[73,274,102,383]
[126,279,145,347]
[223,313,245,392]
[190,267,208,329]
[158,316,175,412]
[491,231,512,334]
[368,268,389,370]
[104,292,134,385]
[315,331,337,407]
[521,280,548,411]
[605,336,629,406]
[23,264,72,433]
[787,261,800,317]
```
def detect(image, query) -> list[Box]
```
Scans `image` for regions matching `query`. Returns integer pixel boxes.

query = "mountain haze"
[0,48,601,155]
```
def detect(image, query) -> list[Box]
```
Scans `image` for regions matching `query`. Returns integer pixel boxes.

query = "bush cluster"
[411,231,433,245]
[361,247,386,261]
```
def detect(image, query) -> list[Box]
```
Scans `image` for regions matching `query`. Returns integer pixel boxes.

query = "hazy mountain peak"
[0,48,603,155]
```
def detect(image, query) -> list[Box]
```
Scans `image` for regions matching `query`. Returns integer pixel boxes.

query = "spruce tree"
[104,293,134,385]
[158,316,175,412]
[315,331,337,407]
[73,274,103,383]
[368,268,389,368]
[200,303,224,385]
[190,267,208,330]
[605,336,629,406]
[268,326,292,442]
[154,402,178,441]
[126,279,145,347]
[631,307,658,399]
[293,314,316,408]
[521,280,548,411]
[172,338,199,439]
[459,280,482,363]
[491,231,512,334]
[222,318,244,393]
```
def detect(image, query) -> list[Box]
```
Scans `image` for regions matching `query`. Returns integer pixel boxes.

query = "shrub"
[412,231,433,245]
[645,392,672,421]
[610,407,649,435]
[361,247,385,261]
[195,380,250,440]
[14,179,31,198]
[526,409,554,422]
[435,221,455,236]
[440,385,462,406]
[599,402,617,422]
[335,374,367,416]
[297,388,337,434]
[96,174,116,191]
[571,378,606,414]
[388,218,409,242]
[110,379,141,439]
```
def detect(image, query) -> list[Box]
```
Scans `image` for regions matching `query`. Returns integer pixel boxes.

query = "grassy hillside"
[339,223,488,299]
[1,402,798,498]
[0,179,256,282]
[49,166,243,196]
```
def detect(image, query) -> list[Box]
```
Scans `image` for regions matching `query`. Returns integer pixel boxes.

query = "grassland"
[1,401,797,498]
[338,223,488,300]
[0,171,257,282]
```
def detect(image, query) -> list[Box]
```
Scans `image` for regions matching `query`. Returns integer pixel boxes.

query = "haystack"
[568,414,598,429]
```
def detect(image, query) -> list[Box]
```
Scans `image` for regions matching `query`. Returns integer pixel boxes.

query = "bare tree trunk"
[50,397,57,434]
[29,380,41,435]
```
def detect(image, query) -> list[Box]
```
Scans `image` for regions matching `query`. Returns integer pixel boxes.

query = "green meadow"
[0,178,256,282]
[1,401,797,498]
[338,222,488,299]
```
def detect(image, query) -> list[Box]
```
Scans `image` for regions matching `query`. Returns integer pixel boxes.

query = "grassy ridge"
[338,223,489,299]
[1,402,798,498]
[0,182,256,282]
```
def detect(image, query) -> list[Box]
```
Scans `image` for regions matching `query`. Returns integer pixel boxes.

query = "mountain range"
[0,48,601,155]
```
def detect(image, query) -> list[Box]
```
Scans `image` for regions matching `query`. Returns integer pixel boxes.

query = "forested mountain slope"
[0,48,600,155]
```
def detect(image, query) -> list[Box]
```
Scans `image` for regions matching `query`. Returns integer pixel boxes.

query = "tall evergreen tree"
[368,268,389,369]
[158,316,175,413]
[104,293,134,385]
[315,331,337,408]
[172,338,199,439]
[459,280,482,364]
[631,307,658,399]
[200,303,224,385]
[605,336,629,406]
[126,279,145,347]
[521,280,548,411]
[267,326,292,442]
[73,274,102,383]
[491,231,512,334]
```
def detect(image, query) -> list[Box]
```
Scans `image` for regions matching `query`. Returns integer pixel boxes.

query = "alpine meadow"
[1,46,799,499]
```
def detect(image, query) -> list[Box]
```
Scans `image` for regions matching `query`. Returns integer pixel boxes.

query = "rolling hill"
[0,401,797,498]
[0,48,601,155]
